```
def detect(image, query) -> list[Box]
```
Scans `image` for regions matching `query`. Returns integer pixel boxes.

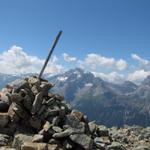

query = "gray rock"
[43,121,52,132]
[38,105,46,116]
[32,134,43,142]
[28,76,40,86]
[0,134,10,146]
[31,92,43,115]
[12,133,33,149]
[94,136,111,145]
[52,126,62,133]
[65,114,85,132]
[8,104,20,122]
[70,134,93,150]
[11,102,28,119]
[53,128,74,138]
[44,98,55,106]
[8,79,29,93]
[71,109,84,121]
[88,121,97,134]
[31,85,39,95]
[52,116,61,126]
[40,82,53,95]
[10,93,23,104]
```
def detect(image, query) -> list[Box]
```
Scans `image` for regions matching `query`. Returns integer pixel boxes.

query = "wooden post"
[38,31,62,78]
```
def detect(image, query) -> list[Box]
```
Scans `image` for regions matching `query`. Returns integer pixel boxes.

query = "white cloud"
[131,53,149,66]
[0,45,64,74]
[116,59,128,71]
[63,53,77,62]
[82,53,127,71]
[127,69,150,83]
[2,46,150,84]
[92,71,125,83]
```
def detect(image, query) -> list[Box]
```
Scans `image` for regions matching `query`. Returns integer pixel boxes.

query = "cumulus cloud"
[0,45,64,74]
[131,53,149,66]
[116,59,128,71]
[82,53,127,71]
[63,53,77,62]
[1,46,150,84]
[127,69,150,83]
[92,71,125,83]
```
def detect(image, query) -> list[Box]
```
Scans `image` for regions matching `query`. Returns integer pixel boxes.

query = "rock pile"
[0,76,149,150]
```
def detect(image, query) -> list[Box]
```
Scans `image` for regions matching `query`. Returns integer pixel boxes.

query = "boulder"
[69,134,93,150]
[12,134,33,149]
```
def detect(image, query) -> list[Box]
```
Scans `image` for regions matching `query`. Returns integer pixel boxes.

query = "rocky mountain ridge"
[0,76,149,150]
[0,68,150,127]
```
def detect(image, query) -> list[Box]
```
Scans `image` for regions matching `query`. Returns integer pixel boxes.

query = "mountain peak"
[141,75,150,86]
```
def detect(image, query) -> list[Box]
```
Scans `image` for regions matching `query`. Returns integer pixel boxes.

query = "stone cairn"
[0,76,150,150]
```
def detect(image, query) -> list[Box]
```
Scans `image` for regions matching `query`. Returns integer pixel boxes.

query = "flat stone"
[32,134,44,142]
[52,126,62,133]
[70,134,93,150]
[0,113,9,128]
[94,136,111,145]
[53,128,74,138]
[21,142,47,150]
[12,134,33,149]
[43,121,53,132]
[28,76,40,86]
[31,92,43,115]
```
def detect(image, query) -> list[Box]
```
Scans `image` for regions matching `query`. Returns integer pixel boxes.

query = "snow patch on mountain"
[57,76,68,81]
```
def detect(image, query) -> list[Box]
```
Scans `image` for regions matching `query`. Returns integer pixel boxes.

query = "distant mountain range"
[0,68,150,127]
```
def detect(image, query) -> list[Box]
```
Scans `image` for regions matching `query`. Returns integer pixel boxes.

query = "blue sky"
[0,0,150,83]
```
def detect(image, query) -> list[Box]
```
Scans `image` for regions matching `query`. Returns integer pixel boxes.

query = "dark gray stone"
[70,134,93,150]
